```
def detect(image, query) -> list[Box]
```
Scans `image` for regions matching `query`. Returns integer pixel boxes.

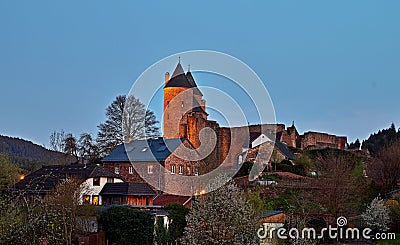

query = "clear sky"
[0,1,399,147]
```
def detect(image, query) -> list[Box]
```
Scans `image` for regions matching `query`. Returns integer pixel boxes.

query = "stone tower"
[163,61,208,142]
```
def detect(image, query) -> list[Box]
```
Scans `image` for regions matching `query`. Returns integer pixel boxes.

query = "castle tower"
[163,61,207,139]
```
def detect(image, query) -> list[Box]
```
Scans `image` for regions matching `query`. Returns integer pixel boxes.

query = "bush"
[99,206,154,245]
[234,161,253,177]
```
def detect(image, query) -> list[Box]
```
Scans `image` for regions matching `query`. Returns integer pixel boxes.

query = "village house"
[100,182,156,206]
[12,164,124,205]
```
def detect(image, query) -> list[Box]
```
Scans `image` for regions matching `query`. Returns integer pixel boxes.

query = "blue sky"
[0,1,399,147]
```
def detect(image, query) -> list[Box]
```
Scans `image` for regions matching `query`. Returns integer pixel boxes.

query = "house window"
[148,165,153,174]
[92,195,99,205]
[179,165,184,175]
[93,177,100,186]
[238,155,243,164]
[129,166,134,174]
[82,195,90,204]
[195,167,199,176]
[107,177,114,183]
[171,165,176,174]
[115,166,120,174]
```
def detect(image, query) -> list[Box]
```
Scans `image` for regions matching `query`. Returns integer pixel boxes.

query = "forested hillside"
[362,123,400,155]
[0,135,75,171]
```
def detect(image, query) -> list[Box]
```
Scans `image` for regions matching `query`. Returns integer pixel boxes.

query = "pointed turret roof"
[165,62,197,89]
[171,62,185,78]
[186,71,203,96]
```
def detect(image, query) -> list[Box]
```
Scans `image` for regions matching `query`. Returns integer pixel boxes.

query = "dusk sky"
[1,1,399,147]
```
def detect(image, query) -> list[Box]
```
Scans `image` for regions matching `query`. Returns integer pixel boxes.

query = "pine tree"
[63,133,78,157]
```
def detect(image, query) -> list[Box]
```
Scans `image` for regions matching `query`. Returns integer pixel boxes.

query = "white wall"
[251,134,272,148]
[80,177,123,205]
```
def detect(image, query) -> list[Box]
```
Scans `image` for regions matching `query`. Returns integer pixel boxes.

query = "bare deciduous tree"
[312,152,365,218]
[367,140,400,194]
[49,130,65,152]
[97,95,160,156]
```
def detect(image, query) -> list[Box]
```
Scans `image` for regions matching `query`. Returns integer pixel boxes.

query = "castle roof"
[165,62,202,93]
[102,137,185,162]
[186,71,203,96]
[171,62,185,78]
[191,106,208,115]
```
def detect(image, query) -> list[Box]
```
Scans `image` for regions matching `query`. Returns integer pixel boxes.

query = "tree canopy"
[184,179,258,244]
[99,206,154,245]
[96,95,159,156]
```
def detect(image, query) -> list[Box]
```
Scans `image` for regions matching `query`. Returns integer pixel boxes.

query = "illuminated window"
[92,195,99,205]
[93,177,100,186]
[82,195,90,204]
[129,166,134,174]
[148,165,153,174]
[115,167,120,174]
[179,165,183,175]
[171,165,176,174]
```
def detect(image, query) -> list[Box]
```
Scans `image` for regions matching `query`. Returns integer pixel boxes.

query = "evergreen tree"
[0,153,20,192]
[362,123,399,155]
[99,206,154,245]
[166,203,189,242]
[348,138,361,149]
[77,133,99,163]
[63,133,78,157]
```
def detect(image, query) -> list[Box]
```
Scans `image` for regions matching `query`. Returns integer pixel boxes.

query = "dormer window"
[148,165,153,174]
[93,177,100,186]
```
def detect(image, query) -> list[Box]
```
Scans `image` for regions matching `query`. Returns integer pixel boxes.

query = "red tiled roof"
[153,194,191,207]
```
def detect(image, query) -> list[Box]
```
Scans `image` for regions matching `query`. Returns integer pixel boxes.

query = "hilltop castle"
[102,61,347,187]
[162,61,347,163]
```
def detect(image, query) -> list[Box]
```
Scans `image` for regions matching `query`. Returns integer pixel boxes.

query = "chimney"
[124,136,133,143]
[165,72,170,84]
